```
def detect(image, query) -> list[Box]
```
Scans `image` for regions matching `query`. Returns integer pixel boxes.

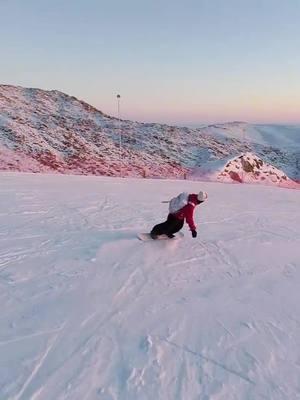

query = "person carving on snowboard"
[150,191,208,239]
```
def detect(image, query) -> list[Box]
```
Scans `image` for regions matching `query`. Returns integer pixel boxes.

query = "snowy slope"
[1,84,300,181]
[197,123,300,180]
[1,172,300,400]
[203,122,300,150]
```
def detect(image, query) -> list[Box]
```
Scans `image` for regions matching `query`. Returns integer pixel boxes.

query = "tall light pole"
[117,94,121,177]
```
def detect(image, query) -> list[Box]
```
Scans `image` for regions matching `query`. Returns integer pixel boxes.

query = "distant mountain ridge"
[0,84,299,187]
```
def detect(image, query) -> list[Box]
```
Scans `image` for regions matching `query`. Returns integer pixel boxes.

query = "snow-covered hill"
[1,84,299,183]
[190,152,297,188]
[1,172,300,399]
[203,121,300,150]
[218,152,291,184]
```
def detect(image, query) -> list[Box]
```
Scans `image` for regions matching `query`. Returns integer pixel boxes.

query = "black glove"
[191,230,197,238]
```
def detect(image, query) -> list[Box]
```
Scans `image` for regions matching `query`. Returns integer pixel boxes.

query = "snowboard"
[137,232,184,241]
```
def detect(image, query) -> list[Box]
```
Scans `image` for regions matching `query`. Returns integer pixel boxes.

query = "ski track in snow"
[0,172,300,400]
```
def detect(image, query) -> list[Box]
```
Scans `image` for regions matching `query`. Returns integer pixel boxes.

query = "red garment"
[171,194,199,231]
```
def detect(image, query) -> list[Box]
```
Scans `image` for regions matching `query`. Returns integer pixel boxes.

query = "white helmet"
[197,191,208,202]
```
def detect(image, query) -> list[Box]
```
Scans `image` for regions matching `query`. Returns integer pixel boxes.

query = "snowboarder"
[150,191,208,239]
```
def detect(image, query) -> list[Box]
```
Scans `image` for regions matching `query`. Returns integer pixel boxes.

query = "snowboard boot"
[150,232,158,240]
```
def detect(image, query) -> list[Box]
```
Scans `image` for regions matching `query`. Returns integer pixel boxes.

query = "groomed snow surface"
[1,172,300,400]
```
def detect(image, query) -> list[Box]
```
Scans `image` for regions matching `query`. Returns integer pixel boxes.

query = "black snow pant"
[151,214,184,236]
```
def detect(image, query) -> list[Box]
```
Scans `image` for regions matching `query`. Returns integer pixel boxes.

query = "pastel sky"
[1,0,300,125]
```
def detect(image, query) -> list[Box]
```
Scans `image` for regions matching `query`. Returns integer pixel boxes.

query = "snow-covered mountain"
[1,172,300,399]
[1,84,299,184]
